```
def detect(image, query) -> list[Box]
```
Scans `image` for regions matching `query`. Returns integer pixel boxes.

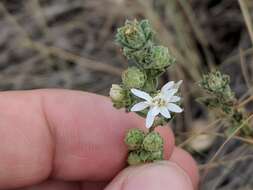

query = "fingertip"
[105,161,194,190]
[170,147,199,190]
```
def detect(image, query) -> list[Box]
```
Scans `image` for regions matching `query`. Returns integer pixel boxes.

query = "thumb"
[105,161,195,190]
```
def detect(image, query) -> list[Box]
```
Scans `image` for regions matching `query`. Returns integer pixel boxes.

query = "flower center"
[152,96,166,107]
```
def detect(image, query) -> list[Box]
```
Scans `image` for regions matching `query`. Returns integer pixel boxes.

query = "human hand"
[0,90,199,190]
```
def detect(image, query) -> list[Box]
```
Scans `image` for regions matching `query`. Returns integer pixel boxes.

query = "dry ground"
[0,0,253,189]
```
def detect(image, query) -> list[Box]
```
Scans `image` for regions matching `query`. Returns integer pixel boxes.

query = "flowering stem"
[199,70,253,138]
[149,126,155,133]
[110,19,183,165]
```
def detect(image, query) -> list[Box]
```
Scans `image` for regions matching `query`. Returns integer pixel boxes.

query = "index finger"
[0,90,175,189]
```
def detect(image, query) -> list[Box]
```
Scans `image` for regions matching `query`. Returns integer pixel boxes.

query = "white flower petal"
[146,109,157,128]
[163,89,178,99]
[169,96,181,102]
[160,107,171,118]
[130,81,183,128]
[167,103,183,113]
[149,106,160,116]
[131,102,149,112]
[161,81,175,92]
[131,89,152,101]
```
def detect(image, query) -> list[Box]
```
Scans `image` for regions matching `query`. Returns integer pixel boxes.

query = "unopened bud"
[116,19,153,50]
[200,71,234,100]
[149,150,163,161]
[125,128,145,150]
[139,150,152,162]
[149,46,175,69]
[143,132,163,152]
[109,84,124,101]
[122,67,146,89]
[139,150,163,162]
[127,151,142,165]
[109,84,131,109]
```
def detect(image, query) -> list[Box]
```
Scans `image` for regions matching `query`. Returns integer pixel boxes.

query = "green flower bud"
[125,128,145,150]
[109,84,125,102]
[109,84,131,109]
[124,46,174,70]
[127,151,142,165]
[201,71,228,92]
[143,132,163,152]
[142,77,158,92]
[149,150,163,161]
[139,150,163,162]
[122,67,146,89]
[200,71,234,101]
[122,46,152,67]
[139,150,152,162]
[148,46,175,69]
[116,19,153,50]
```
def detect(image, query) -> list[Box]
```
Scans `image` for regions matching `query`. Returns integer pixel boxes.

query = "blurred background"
[0,0,253,189]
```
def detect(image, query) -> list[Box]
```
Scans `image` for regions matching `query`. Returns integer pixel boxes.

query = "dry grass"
[0,0,253,189]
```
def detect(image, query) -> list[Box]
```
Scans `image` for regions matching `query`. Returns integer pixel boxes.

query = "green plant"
[109,19,183,165]
[199,70,253,137]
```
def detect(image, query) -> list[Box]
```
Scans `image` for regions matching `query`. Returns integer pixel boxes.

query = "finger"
[105,161,195,190]
[170,147,199,190]
[81,181,107,190]
[18,180,108,190]
[16,180,80,190]
[68,127,176,190]
[156,126,175,160]
[0,90,175,189]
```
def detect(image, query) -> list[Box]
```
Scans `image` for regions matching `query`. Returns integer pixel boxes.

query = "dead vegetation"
[0,0,253,189]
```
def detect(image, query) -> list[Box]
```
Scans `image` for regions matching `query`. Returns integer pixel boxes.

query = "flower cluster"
[200,70,234,103]
[125,129,164,165]
[199,70,253,137]
[110,19,183,165]
[199,71,234,114]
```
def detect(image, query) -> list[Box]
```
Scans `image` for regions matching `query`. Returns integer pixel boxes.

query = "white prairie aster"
[130,80,183,128]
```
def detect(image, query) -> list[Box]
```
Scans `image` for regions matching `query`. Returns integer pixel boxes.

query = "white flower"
[130,80,183,128]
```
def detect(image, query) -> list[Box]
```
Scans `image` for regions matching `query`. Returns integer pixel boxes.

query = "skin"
[0,90,199,190]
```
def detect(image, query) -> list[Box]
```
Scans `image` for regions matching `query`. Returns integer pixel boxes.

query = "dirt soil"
[0,0,253,189]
